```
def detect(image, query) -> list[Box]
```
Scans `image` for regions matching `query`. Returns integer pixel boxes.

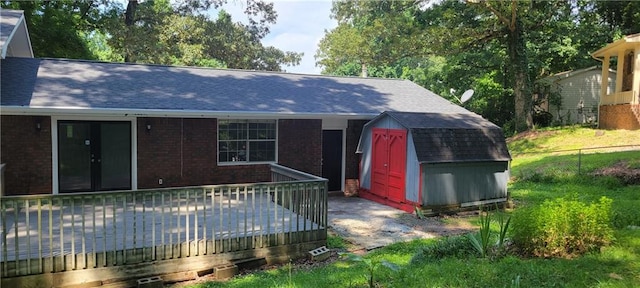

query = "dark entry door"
[322,130,343,191]
[58,121,131,192]
[371,128,407,202]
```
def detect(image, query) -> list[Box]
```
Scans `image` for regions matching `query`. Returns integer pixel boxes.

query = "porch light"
[146,122,152,131]
[35,119,42,131]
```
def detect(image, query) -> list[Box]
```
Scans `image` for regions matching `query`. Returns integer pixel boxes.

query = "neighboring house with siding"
[539,66,616,125]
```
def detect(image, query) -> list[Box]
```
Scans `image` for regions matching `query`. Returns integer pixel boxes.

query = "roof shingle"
[384,112,511,163]
[1,58,471,117]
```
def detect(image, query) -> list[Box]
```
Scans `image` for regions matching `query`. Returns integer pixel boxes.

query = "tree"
[593,0,640,35]
[470,1,533,131]
[316,0,425,77]
[2,1,98,59]
[2,0,302,72]
[316,0,618,132]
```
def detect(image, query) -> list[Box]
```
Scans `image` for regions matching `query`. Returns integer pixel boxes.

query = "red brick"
[278,119,322,176]
[599,104,640,130]
[0,115,52,195]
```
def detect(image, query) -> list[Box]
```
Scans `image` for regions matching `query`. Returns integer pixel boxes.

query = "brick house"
[591,34,640,130]
[1,10,478,196]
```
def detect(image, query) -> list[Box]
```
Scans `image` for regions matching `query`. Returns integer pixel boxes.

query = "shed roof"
[540,66,616,84]
[361,111,511,163]
[0,57,470,118]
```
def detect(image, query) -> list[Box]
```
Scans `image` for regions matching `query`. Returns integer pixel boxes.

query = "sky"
[216,0,337,75]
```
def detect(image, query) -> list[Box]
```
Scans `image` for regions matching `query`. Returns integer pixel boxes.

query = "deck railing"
[602,90,635,105]
[0,164,327,279]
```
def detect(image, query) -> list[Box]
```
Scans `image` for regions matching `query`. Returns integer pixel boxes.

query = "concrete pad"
[327,196,438,250]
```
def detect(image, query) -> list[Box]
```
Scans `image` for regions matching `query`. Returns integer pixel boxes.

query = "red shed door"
[387,129,407,202]
[371,128,407,202]
[371,128,389,198]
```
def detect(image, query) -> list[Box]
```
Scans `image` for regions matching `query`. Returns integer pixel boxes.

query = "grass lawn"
[182,128,640,288]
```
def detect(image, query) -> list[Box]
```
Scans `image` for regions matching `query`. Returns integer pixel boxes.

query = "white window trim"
[217,119,278,166]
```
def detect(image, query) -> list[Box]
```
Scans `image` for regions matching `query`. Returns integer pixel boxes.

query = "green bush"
[511,196,614,258]
[327,234,347,249]
[410,235,475,263]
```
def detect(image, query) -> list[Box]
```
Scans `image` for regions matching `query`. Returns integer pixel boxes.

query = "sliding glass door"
[58,121,131,192]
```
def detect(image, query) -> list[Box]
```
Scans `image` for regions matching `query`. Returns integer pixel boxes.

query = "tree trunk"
[125,0,137,26]
[123,0,138,62]
[361,63,368,77]
[508,19,533,132]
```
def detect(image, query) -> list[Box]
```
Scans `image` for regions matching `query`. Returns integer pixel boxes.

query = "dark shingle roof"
[1,58,471,116]
[384,111,511,163]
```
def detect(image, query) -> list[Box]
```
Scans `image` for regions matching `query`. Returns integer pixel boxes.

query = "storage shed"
[357,111,511,212]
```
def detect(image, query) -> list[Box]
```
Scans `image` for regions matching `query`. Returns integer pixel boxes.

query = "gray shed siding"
[421,161,509,207]
[359,117,419,202]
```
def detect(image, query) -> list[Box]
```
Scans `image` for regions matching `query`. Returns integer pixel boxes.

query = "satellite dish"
[460,89,474,103]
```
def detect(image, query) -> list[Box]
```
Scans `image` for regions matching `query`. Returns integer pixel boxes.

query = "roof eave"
[1,12,33,59]
[592,35,640,58]
[0,106,379,120]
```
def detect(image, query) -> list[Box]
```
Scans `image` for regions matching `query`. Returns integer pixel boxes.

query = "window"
[218,120,277,164]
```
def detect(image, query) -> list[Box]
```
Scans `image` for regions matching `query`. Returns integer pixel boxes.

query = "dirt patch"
[395,212,477,237]
[592,161,640,185]
[507,130,558,143]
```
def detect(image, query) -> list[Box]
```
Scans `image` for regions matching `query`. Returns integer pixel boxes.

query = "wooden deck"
[1,164,328,286]
[1,191,317,262]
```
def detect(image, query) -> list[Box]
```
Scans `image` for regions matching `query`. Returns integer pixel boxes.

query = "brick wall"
[137,117,272,189]
[599,104,640,130]
[0,115,52,195]
[277,119,322,176]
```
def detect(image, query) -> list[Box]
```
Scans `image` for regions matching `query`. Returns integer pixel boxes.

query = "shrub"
[410,236,475,263]
[467,208,512,258]
[327,234,347,249]
[511,196,614,258]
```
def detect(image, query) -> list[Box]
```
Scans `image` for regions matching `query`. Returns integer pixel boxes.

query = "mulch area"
[592,161,640,185]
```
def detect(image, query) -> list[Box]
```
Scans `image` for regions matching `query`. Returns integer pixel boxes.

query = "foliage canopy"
[316,0,640,132]
[1,0,302,72]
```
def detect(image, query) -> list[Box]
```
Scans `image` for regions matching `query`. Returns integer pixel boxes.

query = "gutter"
[0,106,378,120]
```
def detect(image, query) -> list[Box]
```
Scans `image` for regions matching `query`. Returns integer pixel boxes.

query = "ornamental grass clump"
[511,195,614,258]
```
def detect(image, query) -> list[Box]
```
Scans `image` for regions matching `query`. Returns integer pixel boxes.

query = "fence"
[511,144,640,176]
[0,164,327,283]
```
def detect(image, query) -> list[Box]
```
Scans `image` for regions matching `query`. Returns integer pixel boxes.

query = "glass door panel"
[99,122,131,190]
[58,122,92,192]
